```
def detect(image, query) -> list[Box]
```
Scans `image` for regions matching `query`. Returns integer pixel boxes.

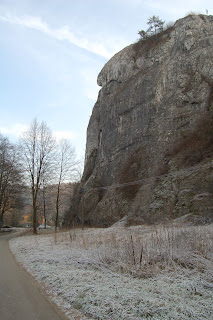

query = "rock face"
[70,14,213,227]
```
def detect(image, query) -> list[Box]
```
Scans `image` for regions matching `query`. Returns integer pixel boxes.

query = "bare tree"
[55,139,79,231]
[19,119,56,234]
[0,134,22,227]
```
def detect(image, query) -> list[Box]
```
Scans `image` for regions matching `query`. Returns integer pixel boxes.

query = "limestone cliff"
[69,14,213,227]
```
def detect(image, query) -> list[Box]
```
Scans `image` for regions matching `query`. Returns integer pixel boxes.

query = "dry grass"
[10,223,213,319]
[56,223,213,279]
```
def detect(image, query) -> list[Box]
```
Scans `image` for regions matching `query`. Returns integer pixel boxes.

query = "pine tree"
[138,29,148,39]
[147,16,164,35]
[138,15,165,39]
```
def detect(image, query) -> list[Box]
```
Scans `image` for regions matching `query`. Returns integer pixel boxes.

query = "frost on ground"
[10,224,213,320]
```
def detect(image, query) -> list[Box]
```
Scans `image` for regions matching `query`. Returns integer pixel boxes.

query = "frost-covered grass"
[10,224,213,320]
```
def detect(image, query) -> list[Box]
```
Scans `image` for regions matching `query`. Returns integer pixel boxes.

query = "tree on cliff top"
[138,15,165,39]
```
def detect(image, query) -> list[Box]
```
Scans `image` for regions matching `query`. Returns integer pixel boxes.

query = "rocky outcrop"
[70,14,213,227]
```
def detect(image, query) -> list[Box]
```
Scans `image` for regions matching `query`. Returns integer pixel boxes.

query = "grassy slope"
[10,223,213,320]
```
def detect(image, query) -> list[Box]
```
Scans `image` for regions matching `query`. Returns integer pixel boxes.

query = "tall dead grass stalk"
[55,224,213,279]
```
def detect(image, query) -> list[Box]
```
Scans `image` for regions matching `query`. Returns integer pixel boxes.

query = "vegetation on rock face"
[167,115,213,171]
[138,15,165,39]
[118,145,148,200]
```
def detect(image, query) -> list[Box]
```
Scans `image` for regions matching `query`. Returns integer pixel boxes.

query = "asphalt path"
[0,232,67,320]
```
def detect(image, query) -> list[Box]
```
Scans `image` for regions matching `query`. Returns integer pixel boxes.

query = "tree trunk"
[0,212,3,228]
[55,188,60,232]
[32,197,37,235]
[42,186,47,229]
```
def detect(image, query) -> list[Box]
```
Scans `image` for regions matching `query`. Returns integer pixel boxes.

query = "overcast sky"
[0,0,212,159]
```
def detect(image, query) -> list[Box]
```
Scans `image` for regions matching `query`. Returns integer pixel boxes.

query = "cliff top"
[97,14,213,88]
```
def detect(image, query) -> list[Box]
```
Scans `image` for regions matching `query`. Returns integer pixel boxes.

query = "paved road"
[0,232,67,320]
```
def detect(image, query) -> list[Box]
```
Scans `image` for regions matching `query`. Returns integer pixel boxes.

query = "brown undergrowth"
[158,114,213,176]
[117,146,148,199]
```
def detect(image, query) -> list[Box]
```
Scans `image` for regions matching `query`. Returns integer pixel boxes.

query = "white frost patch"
[10,226,213,320]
